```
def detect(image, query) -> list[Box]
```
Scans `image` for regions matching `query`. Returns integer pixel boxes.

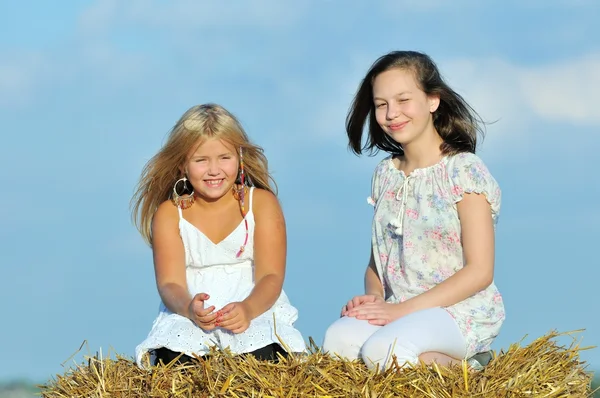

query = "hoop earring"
[171,176,195,209]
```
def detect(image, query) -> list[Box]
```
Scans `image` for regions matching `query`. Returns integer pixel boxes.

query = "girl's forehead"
[374,68,418,89]
[189,137,236,156]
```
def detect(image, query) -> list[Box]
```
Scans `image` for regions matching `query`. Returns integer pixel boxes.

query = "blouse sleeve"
[448,152,501,223]
[367,156,390,207]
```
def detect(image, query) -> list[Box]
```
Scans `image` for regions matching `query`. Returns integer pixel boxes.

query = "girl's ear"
[428,94,440,113]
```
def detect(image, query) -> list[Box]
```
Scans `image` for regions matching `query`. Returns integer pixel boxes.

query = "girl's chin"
[194,182,235,199]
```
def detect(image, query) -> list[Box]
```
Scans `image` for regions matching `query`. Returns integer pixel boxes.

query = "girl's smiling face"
[184,137,239,201]
[372,67,439,148]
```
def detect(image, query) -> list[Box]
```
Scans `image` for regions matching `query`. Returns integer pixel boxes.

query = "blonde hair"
[130,103,277,246]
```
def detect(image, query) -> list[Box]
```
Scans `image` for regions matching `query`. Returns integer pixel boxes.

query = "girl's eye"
[376,103,386,108]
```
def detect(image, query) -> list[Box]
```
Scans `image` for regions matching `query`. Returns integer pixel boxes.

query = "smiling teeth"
[206,180,223,186]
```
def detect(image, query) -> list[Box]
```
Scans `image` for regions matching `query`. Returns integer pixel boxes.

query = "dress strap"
[177,205,183,219]
[248,186,255,214]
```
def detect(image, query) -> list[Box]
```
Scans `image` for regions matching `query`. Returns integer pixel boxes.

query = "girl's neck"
[398,130,444,175]
[194,188,238,210]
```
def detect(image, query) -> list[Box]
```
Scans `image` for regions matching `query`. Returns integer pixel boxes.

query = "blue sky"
[1,0,599,382]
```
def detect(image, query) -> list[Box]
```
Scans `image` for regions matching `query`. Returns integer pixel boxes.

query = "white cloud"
[520,55,600,125]
[440,53,600,129]
[439,57,531,150]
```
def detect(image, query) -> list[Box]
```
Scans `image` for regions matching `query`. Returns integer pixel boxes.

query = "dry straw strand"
[39,329,595,398]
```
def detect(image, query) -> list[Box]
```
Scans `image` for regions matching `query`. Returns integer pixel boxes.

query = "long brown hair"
[130,103,276,245]
[346,50,485,156]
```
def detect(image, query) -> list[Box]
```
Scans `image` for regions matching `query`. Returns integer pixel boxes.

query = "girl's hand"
[215,302,251,334]
[346,301,408,326]
[187,293,218,331]
[341,294,385,317]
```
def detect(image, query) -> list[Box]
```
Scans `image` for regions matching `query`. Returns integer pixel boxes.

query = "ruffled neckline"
[386,155,449,178]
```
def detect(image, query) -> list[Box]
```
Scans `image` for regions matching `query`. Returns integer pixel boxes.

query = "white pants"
[322,307,467,371]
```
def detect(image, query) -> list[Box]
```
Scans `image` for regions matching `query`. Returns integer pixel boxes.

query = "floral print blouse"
[368,152,505,357]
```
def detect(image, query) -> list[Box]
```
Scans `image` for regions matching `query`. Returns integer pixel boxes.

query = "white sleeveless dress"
[135,187,306,368]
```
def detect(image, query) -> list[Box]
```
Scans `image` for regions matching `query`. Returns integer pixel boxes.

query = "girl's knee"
[322,318,352,354]
[322,321,339,352]
[361,337,419,371]
[322,317,373,361]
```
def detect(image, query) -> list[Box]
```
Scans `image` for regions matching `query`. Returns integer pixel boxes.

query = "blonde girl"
[132,104,305,367]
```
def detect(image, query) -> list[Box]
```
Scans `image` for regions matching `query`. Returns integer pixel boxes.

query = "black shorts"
[153,343,288,366]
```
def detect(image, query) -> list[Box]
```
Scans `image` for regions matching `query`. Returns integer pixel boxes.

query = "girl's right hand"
[187,293,218,331]
[341,294,384,317]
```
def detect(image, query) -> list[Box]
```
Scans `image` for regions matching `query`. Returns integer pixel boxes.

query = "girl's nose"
[207,161,220,175]
[386,104,400,120]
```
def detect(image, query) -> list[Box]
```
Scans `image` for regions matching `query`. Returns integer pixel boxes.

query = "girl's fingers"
[354,310,383,320]
[217,313,240,328]
[220,320,241,332]
[197,305,216,317]
[198,322,215,330]
[217,309,233,321]
[341,305,348,316]
[219,303,235,314]
[215,305,235,322]
[198,317,217,326]
[347,308,366,317]
[199,310,219,322]
[350,303,382,315]
[215,312,230,325]
[368,319,388,326]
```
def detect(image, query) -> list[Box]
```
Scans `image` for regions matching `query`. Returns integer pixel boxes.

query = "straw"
[39,330,596,397]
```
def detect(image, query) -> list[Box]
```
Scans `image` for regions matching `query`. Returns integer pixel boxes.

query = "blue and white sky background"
[1,0,599,381]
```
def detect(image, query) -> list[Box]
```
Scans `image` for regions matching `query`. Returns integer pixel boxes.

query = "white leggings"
[322,307,467,371]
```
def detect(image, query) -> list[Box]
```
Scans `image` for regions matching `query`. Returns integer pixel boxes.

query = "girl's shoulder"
[373,154,394,176]
[445,151,487,168]
[150,200,182,242]
[154,199,180,222]
[445,152,498,184]
[444,152,502,216]
[249,187,281,216]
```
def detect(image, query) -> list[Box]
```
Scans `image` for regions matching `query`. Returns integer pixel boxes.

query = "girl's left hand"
[346,301,409,326]
[215,302,251,334]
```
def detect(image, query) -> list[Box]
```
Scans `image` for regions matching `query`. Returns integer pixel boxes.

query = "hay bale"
[40,330,596,397]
